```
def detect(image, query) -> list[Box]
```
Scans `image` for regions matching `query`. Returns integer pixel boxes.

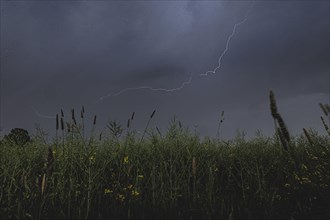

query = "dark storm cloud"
[1,1,329,138]
[203,1,329,103]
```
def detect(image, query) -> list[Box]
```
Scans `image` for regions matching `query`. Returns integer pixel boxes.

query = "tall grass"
[0,98,329,219]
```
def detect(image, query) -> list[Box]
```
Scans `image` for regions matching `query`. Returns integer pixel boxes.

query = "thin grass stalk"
[140,110,156,142]
[319,103,328,116]
[276,114,290,143]
[269,90,280,144]
[239,163,246,203]
[216,110,225,139]
[325,104,330,126]
[71,108,77,126]
[127,119,130,129]
[127,112,136,137]
[88,115,97,146]
[66,122,71,133]
[66,123,74,220]
[61,117,65,155]
[151,164,156,206]
[192,157,196,177]
[303,128,314,146]
[46,147,54,176]
[85,158,92,219]
[320,116,330,136]
[56,114,59,150]
[320,103,330,125]
[156,126,162,137]
[273,119,280,145]
[56,114,59,131]
[277,128,288,151]
[93,115,97,126]
[41,174,46,195]
[192,157,197,204]
[325,103,330,112]
[81,106,85,142]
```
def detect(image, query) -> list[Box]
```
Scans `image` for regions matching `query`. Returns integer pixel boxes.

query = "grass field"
[1,94,329,219]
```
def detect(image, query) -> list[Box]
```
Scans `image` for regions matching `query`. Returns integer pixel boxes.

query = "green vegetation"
[0,93,329,219]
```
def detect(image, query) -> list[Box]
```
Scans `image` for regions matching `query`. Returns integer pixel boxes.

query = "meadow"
[0,92,329,219]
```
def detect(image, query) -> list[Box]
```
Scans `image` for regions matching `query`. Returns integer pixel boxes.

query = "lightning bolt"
[97,74,192,102]
[97,0,255,102]
[30,1,255,125]
[201,0,255,76]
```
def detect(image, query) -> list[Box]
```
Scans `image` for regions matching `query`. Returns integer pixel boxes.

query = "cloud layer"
[1,1,329,138]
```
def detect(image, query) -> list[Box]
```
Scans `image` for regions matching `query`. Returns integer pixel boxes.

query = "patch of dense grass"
[0,119,329,219]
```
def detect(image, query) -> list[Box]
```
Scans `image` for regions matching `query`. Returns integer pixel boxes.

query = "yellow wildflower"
[117,194,125,202]
[104,188,113,195]
[131,190,140,197]
[301,177,311,184]
[123,156,129,164]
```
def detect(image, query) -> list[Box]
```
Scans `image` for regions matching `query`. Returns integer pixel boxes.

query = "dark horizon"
[1,0,329,139]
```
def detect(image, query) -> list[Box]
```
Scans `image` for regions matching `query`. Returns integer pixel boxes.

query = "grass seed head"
[277,114,290,142]
[61,109,64,117]
[131,112,135,120]
[127,119,130,128]
[303,128,313,145]
[325,104,330,114]
[71,109,77,125]
[269,90,279,119]
[320,116,330,135]
[150,109,156,119]
[56,114,59,130]
[81,106,84,119]
[319,103,328,116]
[60,117,64,131]
[93,115,97,125]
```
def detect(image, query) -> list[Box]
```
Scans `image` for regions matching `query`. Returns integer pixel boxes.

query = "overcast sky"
[0,0,329,139]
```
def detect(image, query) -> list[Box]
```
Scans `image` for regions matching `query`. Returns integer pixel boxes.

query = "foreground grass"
[0,122,329,220]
